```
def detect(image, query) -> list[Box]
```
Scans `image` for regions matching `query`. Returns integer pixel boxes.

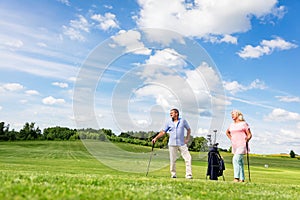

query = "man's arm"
[184,128,191,144]
[152,130,166,143]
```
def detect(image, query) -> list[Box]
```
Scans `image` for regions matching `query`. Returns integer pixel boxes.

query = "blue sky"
[0,0,300,154]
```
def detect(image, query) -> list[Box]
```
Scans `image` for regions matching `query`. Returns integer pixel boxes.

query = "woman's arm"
[226,129,231,140]
[245,128,252,142]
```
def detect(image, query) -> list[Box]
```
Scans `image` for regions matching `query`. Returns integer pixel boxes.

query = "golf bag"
[206,144,225,180]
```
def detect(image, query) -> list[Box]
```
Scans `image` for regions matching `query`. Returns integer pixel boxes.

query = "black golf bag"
[206,144,225,180]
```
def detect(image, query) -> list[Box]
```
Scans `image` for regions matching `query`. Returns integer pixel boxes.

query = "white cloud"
[0,51,77,79]
[255,127,300,154]
[42,96,65,105]
[0,83,24,92]
[57,0,70,6]
[0,106,2,111]
[223,80,245,94]
[52,82,68,88]
[0,14,82,79]
[228,96,273,109]
[249,79,267,90]
[136,119,149,126]
[134,85,174,110]
[136,0,283,41]
[272,5,286,19]
[68,77,77,82]
[20,99,28,104]
[219,34,238,44]
[194,127,209,137]
[297,122,300,129]
[70,15,90,33]
[63,15,90,41]
[25,90,39,95]
[223,79,266,94]
[62,26,85,41]
[91,12,119,31]
[276,96,300,103]
[104,5,113,9]
[204,34,238,44]
[237,45,269,58]
[4,102,75,131]
[135,48,188,83]
[145,48,186,67]
[265,108,300,122]
[133,50,226,117]
[261,37,297,50]
[142,28,186,46]
[110,30,151,55]
[36,42,47,48]
[238,37,298,59]
[280,128,300,140]
[4,39,24,50]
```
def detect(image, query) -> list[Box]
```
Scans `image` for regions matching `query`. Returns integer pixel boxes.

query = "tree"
[43,126,77,140]
[189,136,208,152]
[0,122,9,141]
[290,150,296,158]
[102,128,114,137]
[18,122,42,140]
[7,129,17,141]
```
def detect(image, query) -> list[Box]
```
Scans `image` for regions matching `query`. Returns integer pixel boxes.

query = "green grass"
[0,141,299,199]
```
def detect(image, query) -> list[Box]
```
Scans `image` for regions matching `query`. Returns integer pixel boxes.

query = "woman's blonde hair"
[231,110,245,121]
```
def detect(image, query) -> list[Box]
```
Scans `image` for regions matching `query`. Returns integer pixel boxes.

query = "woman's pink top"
[228,121,249,154]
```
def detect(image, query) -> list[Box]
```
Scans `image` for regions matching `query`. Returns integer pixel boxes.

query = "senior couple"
[152,108,252,182]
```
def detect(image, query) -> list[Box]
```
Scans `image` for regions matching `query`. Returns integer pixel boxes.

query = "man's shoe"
[186,175,193,179]
[171,175,177,178]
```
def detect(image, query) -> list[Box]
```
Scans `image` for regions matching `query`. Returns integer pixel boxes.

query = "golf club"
[146,142,155,176]
[213,129,217,145]
[246,142,251,182]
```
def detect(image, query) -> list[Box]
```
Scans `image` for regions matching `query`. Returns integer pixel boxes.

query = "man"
[152,108,193,179]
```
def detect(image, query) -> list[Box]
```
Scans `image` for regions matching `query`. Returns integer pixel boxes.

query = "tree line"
[0,121,217,152]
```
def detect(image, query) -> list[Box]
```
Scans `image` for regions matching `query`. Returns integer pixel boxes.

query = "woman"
[226,110,252,182]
